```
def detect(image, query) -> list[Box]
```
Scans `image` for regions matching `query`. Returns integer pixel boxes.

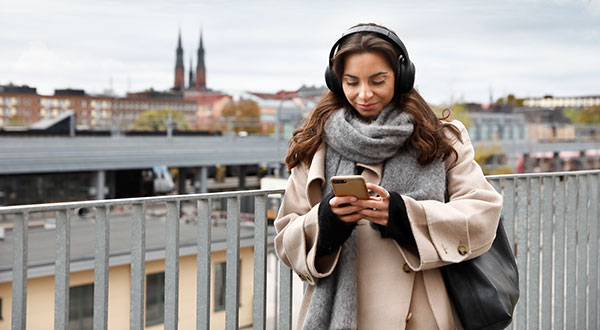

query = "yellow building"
[0,212,268,330]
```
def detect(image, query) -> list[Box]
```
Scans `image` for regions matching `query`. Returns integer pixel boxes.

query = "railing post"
[197,199,211,330]
[577,175,589,330]
[253,195,268,330]
[93,206,110,330]
[165,201,180,330]
[566,175,578,327]
[225,197,241,330]
[11,213,28,330]
[541,176,554,330]
[278,260,292,330]
[589,174,599,330]
[130,204,146,330]
[528,177,541,330]
[54,209,71,330]
[515,178,528,330]
[554,176,566,329]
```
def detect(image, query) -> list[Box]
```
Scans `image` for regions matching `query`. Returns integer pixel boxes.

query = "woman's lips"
[358,103,377,110]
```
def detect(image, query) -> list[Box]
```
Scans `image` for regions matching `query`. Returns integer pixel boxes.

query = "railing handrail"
[486,169,600,180]
[0,188,286,214]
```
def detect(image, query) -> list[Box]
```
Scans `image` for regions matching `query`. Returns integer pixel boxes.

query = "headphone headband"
[328,25,411,65]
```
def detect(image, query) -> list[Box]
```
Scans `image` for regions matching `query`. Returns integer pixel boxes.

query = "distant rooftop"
[0,83,37,94]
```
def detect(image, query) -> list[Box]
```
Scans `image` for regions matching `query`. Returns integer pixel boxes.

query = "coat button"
[406,311,413,322]
[403,263,411,273]
[457,243,468,256]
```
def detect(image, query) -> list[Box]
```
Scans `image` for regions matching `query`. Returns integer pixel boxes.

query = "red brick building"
[0,85,196,130]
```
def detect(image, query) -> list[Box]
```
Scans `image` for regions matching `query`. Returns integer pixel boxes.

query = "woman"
[274,23,503,330]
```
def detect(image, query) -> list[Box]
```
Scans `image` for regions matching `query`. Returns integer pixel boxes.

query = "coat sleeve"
[398,120,503,271]
[274,163,341,285]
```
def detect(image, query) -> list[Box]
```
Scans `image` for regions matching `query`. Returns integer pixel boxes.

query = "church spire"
[195,28,206,90]
[174,29,185,90]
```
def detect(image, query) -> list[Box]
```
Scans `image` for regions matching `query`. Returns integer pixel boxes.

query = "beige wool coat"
[275,120,503,330]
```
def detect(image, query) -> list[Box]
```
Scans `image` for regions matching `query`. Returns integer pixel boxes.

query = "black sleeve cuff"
[370,192,417,249]
[316,192,356,257]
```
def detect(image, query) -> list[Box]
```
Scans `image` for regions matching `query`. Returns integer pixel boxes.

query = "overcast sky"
[1,0,599,104]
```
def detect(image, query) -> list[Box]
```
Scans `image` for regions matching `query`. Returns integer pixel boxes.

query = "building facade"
[523,95,600,108]
[0,85,197,130]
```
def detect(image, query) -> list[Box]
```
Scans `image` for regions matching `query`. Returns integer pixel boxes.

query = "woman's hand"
[329,195,365,224]
[329,183,390,226]
[354,183,390,226]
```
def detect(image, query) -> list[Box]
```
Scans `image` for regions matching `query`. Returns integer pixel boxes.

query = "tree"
[495,94,524,106]
[432,103,472,129]
[222,99,262,134]
[563,105,600,124]
[474,144,513,175]
[133,109,190,131]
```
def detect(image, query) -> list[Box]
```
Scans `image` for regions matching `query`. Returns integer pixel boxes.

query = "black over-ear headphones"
[324,25,415,97]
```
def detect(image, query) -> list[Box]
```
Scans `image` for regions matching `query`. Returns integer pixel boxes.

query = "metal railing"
[488,170,600,330]
[0,189,286,330]
[1,169,599,330]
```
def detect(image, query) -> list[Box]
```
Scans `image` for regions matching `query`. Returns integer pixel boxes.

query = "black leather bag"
[440,217,519,330]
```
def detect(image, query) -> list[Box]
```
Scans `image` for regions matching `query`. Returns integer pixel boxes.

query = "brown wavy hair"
[285,23,461,169]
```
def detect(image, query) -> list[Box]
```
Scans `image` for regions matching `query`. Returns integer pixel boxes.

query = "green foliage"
[495,94,524,106]
[222,99,262,133]
[432,103,472,129]
[563,106,600,124]
[133,109,190,131]
[474,144,513,175]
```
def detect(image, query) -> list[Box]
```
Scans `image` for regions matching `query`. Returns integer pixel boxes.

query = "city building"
[468,112,528,143]
[0,85,197,130]
[523,95,600,108]
[248,85,327,136]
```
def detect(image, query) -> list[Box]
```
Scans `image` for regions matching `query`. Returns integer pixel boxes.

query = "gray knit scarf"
[303,104,446,330]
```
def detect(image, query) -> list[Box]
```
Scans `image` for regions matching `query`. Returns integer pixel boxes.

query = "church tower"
[174,30,185,90]
[188,57,195,89]
[195,30,206,90]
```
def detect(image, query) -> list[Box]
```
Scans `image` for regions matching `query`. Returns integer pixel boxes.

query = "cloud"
[1,0,599,103]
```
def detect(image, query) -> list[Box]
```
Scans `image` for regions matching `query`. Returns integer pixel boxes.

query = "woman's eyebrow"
[369,71,388,78]
[343,72,389,79]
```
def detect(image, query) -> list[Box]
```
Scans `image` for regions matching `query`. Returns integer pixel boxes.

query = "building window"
[69,283,94,330]
[24,98,31,105]
[146,272,165,326]
[214,261,241,312]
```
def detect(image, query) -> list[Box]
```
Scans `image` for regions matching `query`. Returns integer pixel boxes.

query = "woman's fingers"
[329,196,357,208]
[365,183,390,200]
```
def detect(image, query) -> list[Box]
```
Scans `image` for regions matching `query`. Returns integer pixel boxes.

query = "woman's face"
[342,51,395,118]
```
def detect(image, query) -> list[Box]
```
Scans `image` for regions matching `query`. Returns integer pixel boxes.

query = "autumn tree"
[495,94,524,106]
[474,144,513,175]
[222,99,262,134]
[432,103,472,129]
[563,105,600,124]
[133,109,190,131]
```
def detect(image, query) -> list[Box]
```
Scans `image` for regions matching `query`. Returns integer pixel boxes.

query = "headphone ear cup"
[396,60,415,94]
[325,64,344,96]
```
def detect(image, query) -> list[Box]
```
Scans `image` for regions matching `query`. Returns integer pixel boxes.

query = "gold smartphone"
[330,175,370,200]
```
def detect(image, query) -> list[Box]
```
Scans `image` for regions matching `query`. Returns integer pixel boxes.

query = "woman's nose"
[359,84,373,100]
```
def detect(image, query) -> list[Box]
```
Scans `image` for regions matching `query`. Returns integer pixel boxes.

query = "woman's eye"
[345,81,358,86]
[372,80,385,85]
